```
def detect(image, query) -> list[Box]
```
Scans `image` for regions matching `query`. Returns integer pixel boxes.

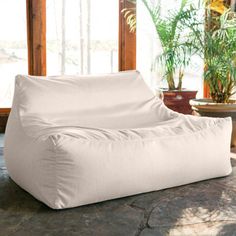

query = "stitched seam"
[48,136,61,209]
[48,119,230,144]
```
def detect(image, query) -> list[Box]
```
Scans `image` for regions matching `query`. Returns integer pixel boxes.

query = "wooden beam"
[0,108,11,132]
[203,82,211,98]
[119,0,136,71]
[0,108,11,114]
[26,0,46,75]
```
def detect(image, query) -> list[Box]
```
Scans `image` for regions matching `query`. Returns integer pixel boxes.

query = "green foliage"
[122,8,136,33]
[193,8,236,103]
[124,1,236,102]
[124,0,200,90]
[172,1,236,103]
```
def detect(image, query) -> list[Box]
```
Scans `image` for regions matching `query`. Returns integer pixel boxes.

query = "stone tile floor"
[1,134,236,236]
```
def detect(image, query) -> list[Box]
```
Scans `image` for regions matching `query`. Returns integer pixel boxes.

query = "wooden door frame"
[26,0,46,76]
[119,0,136,71]
[0,108,11,114]
[0,0,136,116]
[25,0,136,74]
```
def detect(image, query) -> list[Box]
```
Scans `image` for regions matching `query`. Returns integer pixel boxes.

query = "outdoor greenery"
[124,0,236,103]
[124,0,200,90]
[203,3,236,103]
[187,0,236,103]
[143,0,200,90]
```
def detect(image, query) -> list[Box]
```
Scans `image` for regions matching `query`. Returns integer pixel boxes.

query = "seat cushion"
[31,115,232,209]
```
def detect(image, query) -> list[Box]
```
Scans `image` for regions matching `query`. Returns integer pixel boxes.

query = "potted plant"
[123,0,199,114]
[189,0,236,146]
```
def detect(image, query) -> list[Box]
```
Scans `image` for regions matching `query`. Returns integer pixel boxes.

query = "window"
[47,0,119,75]
[0,0,27,108]
[137,0,204,97]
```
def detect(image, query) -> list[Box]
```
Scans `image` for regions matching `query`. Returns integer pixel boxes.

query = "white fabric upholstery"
[4,71,232,209]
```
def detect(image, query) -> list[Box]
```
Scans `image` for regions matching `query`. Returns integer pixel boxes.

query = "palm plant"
[124,0,236,103]
[204,7,236,103]
[123,0,199,90]
[170,0,236,103]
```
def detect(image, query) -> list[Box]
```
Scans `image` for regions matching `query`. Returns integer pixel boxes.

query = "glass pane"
[47,0,118,75]
[0,1,27,108]
[137,0,204,97]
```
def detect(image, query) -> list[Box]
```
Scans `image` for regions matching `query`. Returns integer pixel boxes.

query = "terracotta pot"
[190,98,236,147]
[162,90,198,114]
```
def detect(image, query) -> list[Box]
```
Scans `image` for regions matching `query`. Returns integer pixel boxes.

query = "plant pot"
[162,90,198,114]
[190,98,236,147]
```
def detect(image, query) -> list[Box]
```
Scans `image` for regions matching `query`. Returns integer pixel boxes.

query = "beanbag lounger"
[4,71,232,209]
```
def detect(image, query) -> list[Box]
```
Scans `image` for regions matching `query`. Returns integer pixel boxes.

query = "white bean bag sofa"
[4,71,232,209]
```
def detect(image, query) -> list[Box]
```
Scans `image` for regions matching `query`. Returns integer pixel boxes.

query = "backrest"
[13,71,162,130]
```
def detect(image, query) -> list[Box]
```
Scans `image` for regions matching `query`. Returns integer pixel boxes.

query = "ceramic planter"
[162,90,198,114]
[190,98,236,147]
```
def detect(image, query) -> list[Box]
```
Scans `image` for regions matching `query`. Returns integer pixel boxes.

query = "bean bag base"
[4,71,232,209]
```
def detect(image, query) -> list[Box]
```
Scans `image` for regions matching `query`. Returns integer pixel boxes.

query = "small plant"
[123,0,236,103]
[123,0,199,90]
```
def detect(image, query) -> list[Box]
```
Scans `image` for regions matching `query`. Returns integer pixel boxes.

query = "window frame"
[0,0,136,114]
[2,0,234,113]
[119,0,136,71]
[26,0,136,76]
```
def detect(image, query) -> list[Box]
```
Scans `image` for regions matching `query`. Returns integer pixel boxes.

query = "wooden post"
[119,0,136,71]
[26,0,46,75]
